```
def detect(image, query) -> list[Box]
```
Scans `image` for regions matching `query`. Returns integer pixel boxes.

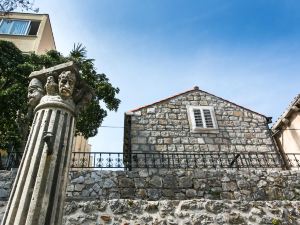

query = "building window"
[0,19,40,35]
[187,106,218,133]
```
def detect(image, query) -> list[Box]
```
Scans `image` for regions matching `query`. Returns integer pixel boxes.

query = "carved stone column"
[2,62,92,225]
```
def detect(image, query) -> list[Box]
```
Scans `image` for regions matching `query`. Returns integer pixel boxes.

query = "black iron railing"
[2,151,300,170]
[0,151,23,170]
[70,152,124,168]
[70,151,289,170]
[285,153,300,168]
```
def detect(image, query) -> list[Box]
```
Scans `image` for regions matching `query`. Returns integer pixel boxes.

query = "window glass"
[10,20,29,35]
[0,20,12,34]
[0,19,30,35]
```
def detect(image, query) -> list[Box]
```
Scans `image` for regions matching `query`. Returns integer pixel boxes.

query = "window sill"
[190,128,219,134]
[0,33,37,37]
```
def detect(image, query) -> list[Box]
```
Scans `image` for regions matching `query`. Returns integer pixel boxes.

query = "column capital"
[28,61,93,116]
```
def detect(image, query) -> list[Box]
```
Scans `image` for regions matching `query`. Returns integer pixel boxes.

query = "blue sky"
[35,0,300,152]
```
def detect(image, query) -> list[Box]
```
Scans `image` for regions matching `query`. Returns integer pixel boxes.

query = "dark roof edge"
[128,87,267,118]
[0,11,49,17]
[272,94,300,131]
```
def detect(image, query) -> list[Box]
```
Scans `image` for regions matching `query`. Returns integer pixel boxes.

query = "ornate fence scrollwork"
[3,151,300,170]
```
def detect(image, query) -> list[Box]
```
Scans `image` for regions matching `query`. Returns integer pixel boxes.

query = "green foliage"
[70,44,120,137]
[0,41,28,149]
[0,41,120,151]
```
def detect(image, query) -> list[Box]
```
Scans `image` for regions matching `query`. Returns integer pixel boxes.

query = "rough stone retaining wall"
[2,169,300,224]
[67,169,300,201]
[62,199,300,225]
[1,199,299,225]
[2,169,300,202]
[0,170,16,201]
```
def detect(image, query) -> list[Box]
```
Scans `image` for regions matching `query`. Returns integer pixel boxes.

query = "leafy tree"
[0,41,120,151]
[0,0,39,14]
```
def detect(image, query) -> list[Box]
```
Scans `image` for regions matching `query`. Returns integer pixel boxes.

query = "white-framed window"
[0,19,40,35]
[187,105,218,133]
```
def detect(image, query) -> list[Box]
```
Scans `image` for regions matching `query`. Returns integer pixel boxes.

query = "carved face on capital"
[58,71,76,99]
[28,78,45,107]
[45,76,58,95]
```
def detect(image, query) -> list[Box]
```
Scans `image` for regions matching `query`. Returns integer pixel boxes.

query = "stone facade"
[124,88,276,155]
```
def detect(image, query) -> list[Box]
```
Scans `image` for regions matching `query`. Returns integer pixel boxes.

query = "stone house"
[123,86,278,168]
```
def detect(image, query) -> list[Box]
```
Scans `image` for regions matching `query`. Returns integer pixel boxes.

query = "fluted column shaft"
[2,103,75,225]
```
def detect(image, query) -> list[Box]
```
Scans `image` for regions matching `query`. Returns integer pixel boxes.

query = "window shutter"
[203,109,214,128]
[193,109,203,127]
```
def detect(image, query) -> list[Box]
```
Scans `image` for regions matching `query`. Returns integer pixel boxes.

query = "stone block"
[0,189,8,199]
[81,189,90,197]
[92,183,101,193]
[66,185,74,192]
[222,182,238,192]
[119,178,135,188]
[162,189,175,198]
[74,184,85,192]
[220,192,235,200]
[120,188,135,198]
[148,137,156,144]
[71,176,85,184]
[136,189,147,199]
[179,177,193,188]
[147,189,162,200]
[134,178,146,188]
[186,189,197,198]
[147,108,156,114]
[163,175,177,188]
[149,176,163,188]
[197,138,205,144]
[103,179,117,188]
[164,138,173,144]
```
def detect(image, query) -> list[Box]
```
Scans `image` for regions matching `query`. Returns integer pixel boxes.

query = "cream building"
[0,12,92,163]
[71,134,93,168]
[272,94,300,168]
[0,12,56,54]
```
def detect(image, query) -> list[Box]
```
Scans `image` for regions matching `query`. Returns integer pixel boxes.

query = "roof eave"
[272,94,300,131]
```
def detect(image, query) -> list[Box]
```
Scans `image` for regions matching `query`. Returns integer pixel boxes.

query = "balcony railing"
[70,151,288,170]
[1,151,300,170]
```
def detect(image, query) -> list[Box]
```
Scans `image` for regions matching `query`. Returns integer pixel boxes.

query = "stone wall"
[2,169,300,202]
[3,198,299,225]
[125,89,276,154]
[67,169,300,201]
[2,169,300,224]
[0,170,17,201]
[62,199,300,225]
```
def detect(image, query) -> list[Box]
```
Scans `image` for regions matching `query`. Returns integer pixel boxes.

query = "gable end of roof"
[128,86,267,118]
